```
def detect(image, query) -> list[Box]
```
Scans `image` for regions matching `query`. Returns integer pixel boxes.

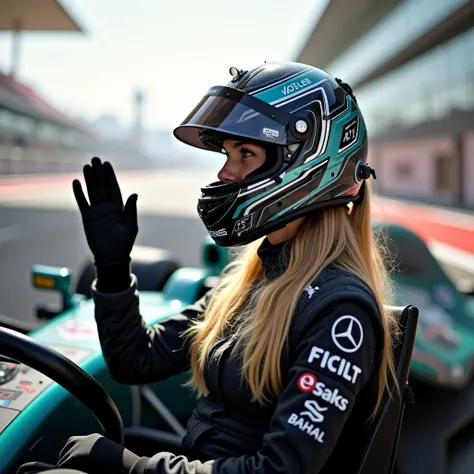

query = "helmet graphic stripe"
[173,61,371,246]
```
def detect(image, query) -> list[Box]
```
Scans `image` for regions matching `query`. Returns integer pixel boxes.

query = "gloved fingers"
[124,194,138,231]
[72,180,89,214]
[91,157,107,203]
[83,164,100,206]
[57,434,142,474]
[16,461,57,474]
[102,161,123,207]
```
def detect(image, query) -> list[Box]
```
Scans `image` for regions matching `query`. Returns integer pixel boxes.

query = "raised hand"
[72,157,138,267]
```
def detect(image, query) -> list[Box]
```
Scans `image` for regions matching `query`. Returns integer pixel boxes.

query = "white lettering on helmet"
[208,229,227,237]
[262,127,280,138]
[281,77,313,96]
[307,346,362,384]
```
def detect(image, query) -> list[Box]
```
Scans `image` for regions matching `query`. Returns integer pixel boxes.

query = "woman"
[19,61,398,474]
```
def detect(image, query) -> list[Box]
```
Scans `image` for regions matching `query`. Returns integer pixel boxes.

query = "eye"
[240,147,254,158]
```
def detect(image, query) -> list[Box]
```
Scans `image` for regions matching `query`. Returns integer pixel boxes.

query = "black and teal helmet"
[173,61,374,247]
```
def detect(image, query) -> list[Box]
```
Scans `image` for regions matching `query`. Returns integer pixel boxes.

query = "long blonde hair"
[184,181,399,417]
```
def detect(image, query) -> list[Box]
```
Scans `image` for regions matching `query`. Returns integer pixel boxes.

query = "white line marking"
[429,240,474,274]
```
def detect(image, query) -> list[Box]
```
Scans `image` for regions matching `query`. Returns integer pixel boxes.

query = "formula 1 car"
[0,221,472,474]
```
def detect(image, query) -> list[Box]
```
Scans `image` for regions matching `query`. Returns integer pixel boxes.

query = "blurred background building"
[1,0,473,201]
[0,67,169,174]
[297,0,474,209]
[0,0,193,175]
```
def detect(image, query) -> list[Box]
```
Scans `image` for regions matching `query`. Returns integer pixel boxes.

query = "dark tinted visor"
[173,86,296,150]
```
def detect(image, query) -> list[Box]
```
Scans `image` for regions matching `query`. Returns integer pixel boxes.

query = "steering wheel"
[0,327,124,444]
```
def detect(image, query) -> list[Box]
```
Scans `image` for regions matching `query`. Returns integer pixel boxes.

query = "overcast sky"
[0,0,327,129]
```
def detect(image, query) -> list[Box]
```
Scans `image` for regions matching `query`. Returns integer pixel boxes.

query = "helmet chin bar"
[207,193,359,248]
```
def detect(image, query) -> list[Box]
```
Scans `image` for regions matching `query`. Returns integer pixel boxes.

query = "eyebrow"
[223,141,254,152]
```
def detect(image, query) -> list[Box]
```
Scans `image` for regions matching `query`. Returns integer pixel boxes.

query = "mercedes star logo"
[331,315,364,353]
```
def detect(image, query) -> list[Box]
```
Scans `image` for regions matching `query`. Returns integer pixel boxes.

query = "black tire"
[75,248,181,298]
[131,259,181,292]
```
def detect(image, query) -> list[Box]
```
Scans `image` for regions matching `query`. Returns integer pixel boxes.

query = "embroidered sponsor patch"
[304,284,319,299]
[297,373,349,411]
[307,346,362,384]
[331,315,364,353]
[288,410,325,443]
[297,373,318,392]
[312,381,348,411]
[300,399,328,423]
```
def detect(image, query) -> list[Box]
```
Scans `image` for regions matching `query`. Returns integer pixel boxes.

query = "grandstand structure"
[0,0,85,79]
[297,0,474,209]
[0,0,157,175]
[0,71,96,174]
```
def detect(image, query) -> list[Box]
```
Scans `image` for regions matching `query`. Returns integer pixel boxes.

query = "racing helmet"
[173,61,374,247]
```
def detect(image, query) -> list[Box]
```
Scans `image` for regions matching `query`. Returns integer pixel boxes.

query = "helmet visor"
[174,86,296,150]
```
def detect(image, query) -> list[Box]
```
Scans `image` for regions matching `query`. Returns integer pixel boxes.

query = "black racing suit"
[91,238,385,473]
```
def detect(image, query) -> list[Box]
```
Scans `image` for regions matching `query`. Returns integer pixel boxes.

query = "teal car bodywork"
[0,241,224,474]
[383,223,474,388]
[0,222,473,474]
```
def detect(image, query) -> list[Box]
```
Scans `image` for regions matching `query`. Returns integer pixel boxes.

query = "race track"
[1,167,473,324]
[0,168,217,323]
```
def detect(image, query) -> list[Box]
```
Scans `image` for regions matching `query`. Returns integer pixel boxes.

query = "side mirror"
[32,265,84,319]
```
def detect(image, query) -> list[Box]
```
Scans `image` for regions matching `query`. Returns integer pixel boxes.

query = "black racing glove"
[55,434,148,474]
[17,433,148,474]
[16,461,57,474]
[73,157,138,293]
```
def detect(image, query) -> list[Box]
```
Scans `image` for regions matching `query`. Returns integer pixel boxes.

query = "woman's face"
[217,139,266,184]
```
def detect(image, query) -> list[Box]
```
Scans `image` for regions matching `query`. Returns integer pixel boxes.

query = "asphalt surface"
[1,166,473,324]
[0,206,207,323]
[1,203,471,325]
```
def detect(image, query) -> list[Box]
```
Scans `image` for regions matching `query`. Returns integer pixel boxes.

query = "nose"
[218,159,242,184]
